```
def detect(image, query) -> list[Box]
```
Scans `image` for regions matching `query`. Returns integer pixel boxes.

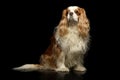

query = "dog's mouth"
[68,17,78,24]
[68,16,78,22]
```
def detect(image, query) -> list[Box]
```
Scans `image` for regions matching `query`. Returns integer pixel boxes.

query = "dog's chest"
[58,27,85,53]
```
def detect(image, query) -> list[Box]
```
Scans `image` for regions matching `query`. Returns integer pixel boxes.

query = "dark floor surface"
[5,68,98,80]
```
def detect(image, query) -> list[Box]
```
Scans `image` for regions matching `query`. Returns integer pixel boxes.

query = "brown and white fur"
[13,6,90,72]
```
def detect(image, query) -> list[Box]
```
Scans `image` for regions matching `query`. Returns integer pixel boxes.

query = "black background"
[2,0,110,80]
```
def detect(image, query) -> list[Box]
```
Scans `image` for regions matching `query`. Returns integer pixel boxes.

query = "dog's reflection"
[38,71,85,80]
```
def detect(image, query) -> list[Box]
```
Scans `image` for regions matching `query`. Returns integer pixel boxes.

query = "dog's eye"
[66,10,70,16]
[66,11,68,16]
[75,10,81,15]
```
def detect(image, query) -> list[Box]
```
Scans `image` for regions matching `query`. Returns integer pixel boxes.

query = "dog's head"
[62,6,87,23]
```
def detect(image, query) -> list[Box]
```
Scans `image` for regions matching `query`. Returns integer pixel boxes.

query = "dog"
[13,6,90,72]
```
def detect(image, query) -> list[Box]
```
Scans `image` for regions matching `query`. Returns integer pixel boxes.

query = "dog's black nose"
[69,12,73,16]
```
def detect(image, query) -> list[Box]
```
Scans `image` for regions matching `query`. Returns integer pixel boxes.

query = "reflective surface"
[6,69,97,80]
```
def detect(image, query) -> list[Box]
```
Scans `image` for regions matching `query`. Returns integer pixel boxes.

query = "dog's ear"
[78,8,90,38]
[62,8,68,19]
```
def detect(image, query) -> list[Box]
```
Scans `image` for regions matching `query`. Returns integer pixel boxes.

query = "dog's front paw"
[55,67,69,72]
[74,66,86,72]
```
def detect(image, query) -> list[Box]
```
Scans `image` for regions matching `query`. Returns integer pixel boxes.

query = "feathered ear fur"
[78,8,90,38]
[57,8,68,37]
[58,9,68,26]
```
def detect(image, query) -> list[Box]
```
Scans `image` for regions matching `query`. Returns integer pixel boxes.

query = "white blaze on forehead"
[68,6,78,11]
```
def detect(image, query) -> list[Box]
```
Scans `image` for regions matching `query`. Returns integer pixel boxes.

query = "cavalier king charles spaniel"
[13,6,90,72]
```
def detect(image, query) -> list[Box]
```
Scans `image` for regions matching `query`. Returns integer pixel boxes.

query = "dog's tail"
[13,64,44,72]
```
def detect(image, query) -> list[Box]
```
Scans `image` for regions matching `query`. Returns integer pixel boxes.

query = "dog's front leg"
[55,52,69,72]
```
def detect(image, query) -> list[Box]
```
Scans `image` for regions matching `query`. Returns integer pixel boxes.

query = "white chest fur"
[57,26,87,54]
